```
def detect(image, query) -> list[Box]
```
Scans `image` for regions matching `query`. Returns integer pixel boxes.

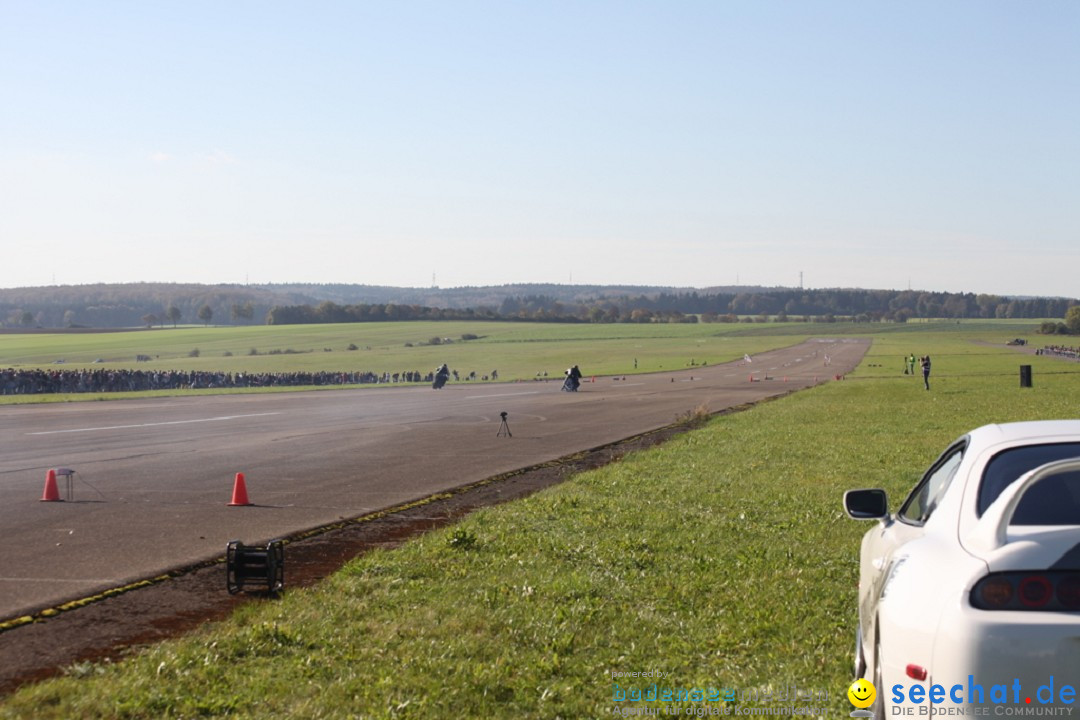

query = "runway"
[0,338,868,621]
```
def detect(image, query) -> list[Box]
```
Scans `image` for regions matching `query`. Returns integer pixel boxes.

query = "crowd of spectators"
[0,367,451,395]
[1037,345,1080,361]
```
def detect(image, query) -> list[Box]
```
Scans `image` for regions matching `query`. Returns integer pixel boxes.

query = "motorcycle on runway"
[561,364,582,392]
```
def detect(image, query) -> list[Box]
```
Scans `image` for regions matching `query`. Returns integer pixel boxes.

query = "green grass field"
[1,321,799,386]
[0,318,1039,392]
[1,320,1077,718]
[0,321,820,405]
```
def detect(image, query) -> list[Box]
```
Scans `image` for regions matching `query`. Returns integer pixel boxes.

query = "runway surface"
[0,338,868,621]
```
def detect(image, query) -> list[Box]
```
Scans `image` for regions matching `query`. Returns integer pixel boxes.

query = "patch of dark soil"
[0,418,709,696]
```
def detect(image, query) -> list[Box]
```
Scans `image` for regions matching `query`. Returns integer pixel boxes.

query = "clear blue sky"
[2,1,1077,296]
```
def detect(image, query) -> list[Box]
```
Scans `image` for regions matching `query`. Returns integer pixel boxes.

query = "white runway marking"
[27,412,282,436]
[464,391,540,400]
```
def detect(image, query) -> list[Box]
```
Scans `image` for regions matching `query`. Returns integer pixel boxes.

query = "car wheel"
[854,625,867,679]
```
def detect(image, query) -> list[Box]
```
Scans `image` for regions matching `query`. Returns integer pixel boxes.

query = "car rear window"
[978,443,1080,523]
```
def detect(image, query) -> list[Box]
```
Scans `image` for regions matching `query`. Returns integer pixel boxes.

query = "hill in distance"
[0,281,1072,329]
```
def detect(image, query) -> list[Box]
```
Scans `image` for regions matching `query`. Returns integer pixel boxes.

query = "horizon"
[2,279,1073,302]
[2,2,1078,297]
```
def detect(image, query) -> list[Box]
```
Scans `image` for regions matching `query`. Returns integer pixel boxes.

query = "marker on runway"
[27,412,282,436]
[228,472,252,506]
[41,469,61,502]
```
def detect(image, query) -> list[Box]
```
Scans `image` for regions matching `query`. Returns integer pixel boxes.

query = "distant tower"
[799,271,803,290]
[432,272,437,289]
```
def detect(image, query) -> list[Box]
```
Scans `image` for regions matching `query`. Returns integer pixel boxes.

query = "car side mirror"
[844,489,888,520]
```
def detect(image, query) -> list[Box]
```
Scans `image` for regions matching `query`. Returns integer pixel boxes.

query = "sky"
[1,1,1078,297]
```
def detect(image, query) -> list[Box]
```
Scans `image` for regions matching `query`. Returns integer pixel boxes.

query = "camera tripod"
[497,411,512,437]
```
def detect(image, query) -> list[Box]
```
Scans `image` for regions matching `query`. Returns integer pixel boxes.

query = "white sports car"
[844,420,1080,718]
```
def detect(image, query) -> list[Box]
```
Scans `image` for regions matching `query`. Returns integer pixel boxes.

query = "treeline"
[267,301,699,325]
[0,282,675,329]
[539,289,1075,322]
[267,289,1076,326]
[0,283,309,329]
[267,303,504,325]
[259,282,678,311]
[2,283,1077,329]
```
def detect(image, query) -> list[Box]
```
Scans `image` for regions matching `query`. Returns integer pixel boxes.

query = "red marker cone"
[41,469,61,502]
[228,472,251,506]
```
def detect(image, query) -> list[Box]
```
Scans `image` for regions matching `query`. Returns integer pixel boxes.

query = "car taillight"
[978,577,1013,608]
[1059,576,1080,609]
[972,572,1080,611]
[1019,576,1053,608]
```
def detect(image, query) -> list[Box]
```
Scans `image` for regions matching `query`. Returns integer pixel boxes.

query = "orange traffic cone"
[41,469,61,502]
[228,472,251,506]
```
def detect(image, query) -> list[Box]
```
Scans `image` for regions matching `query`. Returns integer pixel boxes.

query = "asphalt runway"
[0,338,868,621]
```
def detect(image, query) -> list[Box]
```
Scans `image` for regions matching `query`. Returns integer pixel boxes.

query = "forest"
[0,282,1075,330]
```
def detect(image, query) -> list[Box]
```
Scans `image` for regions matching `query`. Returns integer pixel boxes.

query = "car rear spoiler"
[966,458,1080,552]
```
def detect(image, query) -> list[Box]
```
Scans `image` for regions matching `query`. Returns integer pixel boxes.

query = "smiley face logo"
[848,678,876,709]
